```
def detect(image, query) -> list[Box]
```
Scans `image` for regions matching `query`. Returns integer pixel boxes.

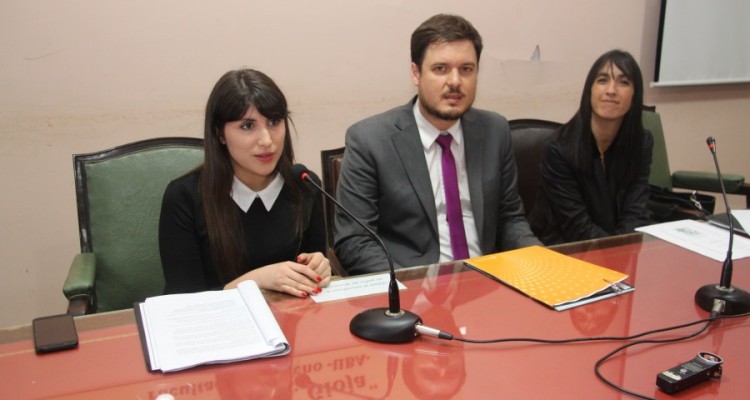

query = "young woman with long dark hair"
[530,50,653,245]
[159,69,331,296]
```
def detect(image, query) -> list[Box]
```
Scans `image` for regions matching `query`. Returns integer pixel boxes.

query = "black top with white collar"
[159,170,326,294]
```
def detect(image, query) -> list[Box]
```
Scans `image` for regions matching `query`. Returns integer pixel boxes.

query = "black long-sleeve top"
[158,171,326,294]
[530,130,653,245]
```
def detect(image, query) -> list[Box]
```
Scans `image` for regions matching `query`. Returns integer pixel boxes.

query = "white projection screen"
[654,0,750,87]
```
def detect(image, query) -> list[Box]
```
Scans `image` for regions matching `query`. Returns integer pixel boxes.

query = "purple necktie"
[436,134,469,260]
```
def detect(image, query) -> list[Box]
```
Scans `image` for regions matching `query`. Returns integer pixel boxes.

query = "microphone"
[694,137,750,315]
[291,164,422,343]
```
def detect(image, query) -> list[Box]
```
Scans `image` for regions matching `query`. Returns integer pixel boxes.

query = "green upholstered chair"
[643,108,749,213]
[509,119,562,217]
[63,137,204,315]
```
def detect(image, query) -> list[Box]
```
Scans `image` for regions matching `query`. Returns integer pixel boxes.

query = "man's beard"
[419,91,470,122]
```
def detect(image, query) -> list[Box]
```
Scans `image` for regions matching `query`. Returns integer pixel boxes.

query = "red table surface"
[1,234,749,399]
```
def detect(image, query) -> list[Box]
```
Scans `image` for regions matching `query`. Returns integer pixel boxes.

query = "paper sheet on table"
[636,219,750,261]
[311,273,406,303]
[732,210,750,231]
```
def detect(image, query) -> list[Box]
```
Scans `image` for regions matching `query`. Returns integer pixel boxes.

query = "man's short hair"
[410,14,483,70]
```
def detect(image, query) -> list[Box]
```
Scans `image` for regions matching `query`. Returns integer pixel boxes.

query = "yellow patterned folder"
[465,246,632,311]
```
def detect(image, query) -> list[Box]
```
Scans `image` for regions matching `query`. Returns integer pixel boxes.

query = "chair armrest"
[672,170,745,193]
[63,253,96,315]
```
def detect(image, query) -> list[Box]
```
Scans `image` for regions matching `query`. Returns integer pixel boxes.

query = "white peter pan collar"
[230,173,284,212]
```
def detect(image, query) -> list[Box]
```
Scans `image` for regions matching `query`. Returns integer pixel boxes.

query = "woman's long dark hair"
[558,49,645,183]
[200,69,303,283]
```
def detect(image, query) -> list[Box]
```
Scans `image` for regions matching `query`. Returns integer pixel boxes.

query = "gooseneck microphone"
[694,137,750,315]
[291,164,422,343]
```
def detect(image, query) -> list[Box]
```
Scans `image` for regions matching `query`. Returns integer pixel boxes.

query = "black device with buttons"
[656,352,723,394]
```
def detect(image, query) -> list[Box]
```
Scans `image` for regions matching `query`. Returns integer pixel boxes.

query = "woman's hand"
[296,252,332,287]
[224,252,331,297]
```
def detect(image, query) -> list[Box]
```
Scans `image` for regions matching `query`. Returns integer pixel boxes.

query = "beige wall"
[1,0,748,327]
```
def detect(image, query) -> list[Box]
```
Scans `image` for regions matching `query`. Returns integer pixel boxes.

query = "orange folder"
[465,246,632,310]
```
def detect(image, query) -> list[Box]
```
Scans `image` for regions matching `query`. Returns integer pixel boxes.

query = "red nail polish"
[316,276,323,283]
[300,292,308,298]
[314,287,322,294]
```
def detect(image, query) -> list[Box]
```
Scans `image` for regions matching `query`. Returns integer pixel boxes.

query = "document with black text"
[135,280,289,372]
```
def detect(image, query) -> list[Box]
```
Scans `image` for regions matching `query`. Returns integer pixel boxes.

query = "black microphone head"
[290,163,309,183]
[290,163,322,186]
[706,136,716,148]
[306,170,322,186]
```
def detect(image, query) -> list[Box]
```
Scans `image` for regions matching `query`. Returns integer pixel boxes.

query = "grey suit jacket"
[334,97,541,275]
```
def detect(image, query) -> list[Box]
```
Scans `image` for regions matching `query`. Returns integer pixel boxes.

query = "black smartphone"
[32,314,79,354]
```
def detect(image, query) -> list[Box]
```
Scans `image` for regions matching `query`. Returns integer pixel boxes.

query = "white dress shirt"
[413,101,480,261]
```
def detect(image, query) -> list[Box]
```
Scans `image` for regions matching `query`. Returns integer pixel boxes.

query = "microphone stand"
[296,166,421,343]
[694,137,750,315]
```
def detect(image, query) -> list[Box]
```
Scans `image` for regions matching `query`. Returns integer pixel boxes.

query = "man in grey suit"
[334,14,541,275]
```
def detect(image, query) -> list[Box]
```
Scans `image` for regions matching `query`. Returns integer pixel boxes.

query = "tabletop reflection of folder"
[465,246,633,311]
